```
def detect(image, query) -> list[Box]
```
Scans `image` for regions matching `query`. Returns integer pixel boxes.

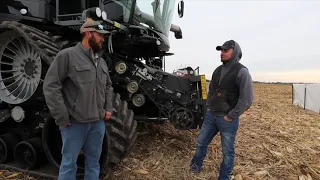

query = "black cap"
[216,40,235,51]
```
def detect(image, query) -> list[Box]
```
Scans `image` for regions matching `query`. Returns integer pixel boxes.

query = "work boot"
[190,163,202,174]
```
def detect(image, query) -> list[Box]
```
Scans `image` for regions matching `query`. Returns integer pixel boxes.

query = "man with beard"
[190,40,253,180]
[43,20,113,180]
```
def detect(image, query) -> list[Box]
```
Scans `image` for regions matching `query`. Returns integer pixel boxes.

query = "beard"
[221,59,228,64]
[88,36,102,53]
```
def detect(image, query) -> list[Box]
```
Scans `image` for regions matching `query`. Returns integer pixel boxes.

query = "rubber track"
[0,21,59,65]
[102,93,138,172]
[0,21,137,179]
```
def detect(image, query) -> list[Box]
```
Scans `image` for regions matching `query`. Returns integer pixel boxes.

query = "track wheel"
[42,92,137,179]
[14,137,47,170]
[0,133,20,163]
[0,30,43,104]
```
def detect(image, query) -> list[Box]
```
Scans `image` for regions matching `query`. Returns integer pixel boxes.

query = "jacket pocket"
[72,92,79,114]
[226,93,238,108]
[211,90,231,113]
[74,64,95,83]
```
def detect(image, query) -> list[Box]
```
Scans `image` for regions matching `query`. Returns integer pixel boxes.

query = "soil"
[1,83,319,180]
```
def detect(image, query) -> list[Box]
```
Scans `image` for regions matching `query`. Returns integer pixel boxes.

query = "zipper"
[73,92,79,114]
[95,63,100,119]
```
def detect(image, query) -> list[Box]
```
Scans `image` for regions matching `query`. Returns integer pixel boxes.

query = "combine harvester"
[0,0,208,179]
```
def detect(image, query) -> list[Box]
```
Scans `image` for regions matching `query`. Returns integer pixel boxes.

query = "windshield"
[103,0,132,23]
[103,0,176,36]
[135,0,176,36]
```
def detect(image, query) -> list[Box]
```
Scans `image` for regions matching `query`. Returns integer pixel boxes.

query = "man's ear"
[85,31,92,38]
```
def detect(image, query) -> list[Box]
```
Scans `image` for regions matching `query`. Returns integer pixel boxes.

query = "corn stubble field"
[1,83,319,180]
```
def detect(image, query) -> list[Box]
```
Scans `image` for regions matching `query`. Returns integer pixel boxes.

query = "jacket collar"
[75,42,92,59]
[75,42,102,59]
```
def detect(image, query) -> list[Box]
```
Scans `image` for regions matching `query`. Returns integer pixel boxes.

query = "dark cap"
[216,40,235,51]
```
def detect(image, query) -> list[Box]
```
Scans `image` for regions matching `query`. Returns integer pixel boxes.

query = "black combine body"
[0,0,207,179]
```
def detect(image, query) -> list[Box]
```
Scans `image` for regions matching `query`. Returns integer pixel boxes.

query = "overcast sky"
[164,0,320,83]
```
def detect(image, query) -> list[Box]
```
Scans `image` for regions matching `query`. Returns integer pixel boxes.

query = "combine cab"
[0,0,207,179]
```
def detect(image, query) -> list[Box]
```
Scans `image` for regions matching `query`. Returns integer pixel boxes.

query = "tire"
[101,92,138,175]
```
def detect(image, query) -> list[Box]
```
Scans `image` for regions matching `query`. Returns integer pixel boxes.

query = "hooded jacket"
[207,40,253,120]
[43,42,113,127]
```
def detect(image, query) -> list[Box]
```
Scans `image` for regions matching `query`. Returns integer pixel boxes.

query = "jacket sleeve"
[227,68,254,120]
[43,51,70,127]
[104,65,113,112]
[206,72,215,109]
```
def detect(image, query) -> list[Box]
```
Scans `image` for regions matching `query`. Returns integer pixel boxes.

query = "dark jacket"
[207,41,253,120]
[43,42,113,127]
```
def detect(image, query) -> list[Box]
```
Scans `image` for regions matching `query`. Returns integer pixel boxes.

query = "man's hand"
[104,111,112,121]
[61,122,71,128]
[224,115,232,122]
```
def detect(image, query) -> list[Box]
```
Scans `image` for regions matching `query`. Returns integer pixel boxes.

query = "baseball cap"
[216,40,235,51]
[80,19,111,34]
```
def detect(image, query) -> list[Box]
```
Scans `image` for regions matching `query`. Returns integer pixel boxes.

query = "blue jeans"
[191,111,239,180]
[58,119,105,180]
